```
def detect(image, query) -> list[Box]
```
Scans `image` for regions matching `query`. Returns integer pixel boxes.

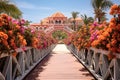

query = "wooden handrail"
[67,44,120,80]
[0,44,56,80]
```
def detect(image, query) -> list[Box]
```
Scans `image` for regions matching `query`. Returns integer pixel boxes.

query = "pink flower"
[12,20,19,24]
[31,29,35,33]
[22,47,26,51]
[90,30,98,42]
[8,16,12,21]
[93,21,99,27]
[20,26,25,34]
[20,19,25,25]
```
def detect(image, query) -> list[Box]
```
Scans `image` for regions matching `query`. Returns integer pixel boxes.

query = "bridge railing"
[44,26,54,33]
[0,44,56,80]
[64,26,74,33]
[67,44,120,80]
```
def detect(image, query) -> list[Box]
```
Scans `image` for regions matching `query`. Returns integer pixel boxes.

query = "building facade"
[30,12,83,34]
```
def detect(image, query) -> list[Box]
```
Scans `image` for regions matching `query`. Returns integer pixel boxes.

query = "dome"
[41,17,49,25]
[51,12,65,17]
[70,17,82,21]
[75,17,82,21]
[42,17,49,23]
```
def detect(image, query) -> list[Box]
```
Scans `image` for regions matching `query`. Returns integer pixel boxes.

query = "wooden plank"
[2,56,11,77]
[0,72,5,80]
[6,56,12,80]
[24,44,95,80]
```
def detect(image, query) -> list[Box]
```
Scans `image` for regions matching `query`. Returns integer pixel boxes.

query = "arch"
[55,20,58,24]
[47,28,71,37]
[58,20,61,24]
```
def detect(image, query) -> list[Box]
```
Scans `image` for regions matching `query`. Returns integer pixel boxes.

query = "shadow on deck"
[23,44,95,80]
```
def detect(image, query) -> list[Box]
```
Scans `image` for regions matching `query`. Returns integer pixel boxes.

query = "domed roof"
[42,17,49,22]
[41,17,49,25]
[70,17,82,21]
[51,12,65,17]
[75,17,82,21]
[30,23,40,26]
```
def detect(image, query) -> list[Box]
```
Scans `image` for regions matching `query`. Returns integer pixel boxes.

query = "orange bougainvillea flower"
[3,40,8,46]
[91,40,100,47]
[103,31,109,37]
[110,18,116,23]
[111,4,118,10]
[0,17,3,27]
[106,43,111,49]
[1,14,8,19]
[16,25,20,29]
[32,37,39,48]
[98,35,106,41]
[107,28,112,33]
[110,4,118,15]
[109,22,116,28]
[8,30,13,36]
[0,31,8,40]
[111,39,117,45]
[22,39,27,46]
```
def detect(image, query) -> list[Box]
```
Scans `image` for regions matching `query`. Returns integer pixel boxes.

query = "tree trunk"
[73,21,76,31]
[98,17,101,23]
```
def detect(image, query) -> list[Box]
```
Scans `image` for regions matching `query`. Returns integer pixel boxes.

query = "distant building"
[30,12,83,35]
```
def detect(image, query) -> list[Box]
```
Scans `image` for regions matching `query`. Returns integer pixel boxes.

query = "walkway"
[24,44,95,80]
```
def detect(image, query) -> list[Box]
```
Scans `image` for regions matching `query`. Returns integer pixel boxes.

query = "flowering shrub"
[91,4,120,53]
[68,4,120,54]
[0,14,56,55]
[0,14,27,54]
[37,31,57,49]
[0,31,9,53]
[89,21,108,43]
[69,26,90,51]
[109,4,120,15]
[63,37,71,45]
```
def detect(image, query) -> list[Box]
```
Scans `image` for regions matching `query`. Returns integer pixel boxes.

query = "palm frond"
[91,0,103,9]
[71,11,79,19]
[101,0,113,10]
[7,4,22,18]
[0,0,22,19]
[91,0,113,22]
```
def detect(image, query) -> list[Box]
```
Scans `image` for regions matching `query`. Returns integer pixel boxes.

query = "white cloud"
[16,1,54,10]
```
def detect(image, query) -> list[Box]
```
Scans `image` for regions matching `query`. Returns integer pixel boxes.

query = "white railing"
[64,26,74,33]
[0,44,56,80]
[44,25,74,33]
[67,44,120,80]
[44,26,54,33]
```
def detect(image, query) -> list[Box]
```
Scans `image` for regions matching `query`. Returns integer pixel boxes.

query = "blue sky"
[14,0,120,23]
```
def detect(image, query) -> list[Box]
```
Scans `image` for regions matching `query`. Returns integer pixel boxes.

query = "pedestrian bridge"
[24,44,94,80]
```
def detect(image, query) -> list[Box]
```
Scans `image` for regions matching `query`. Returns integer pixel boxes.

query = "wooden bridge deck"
[24,44,95,80]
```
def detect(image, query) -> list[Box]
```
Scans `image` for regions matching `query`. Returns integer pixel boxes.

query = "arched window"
[55,20,58,24]
[59,20,61,24]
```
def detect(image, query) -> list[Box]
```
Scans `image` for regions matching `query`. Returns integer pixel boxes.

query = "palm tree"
[0,0,22,19]
[81,14,94,26]
[71,11,79,31]
[91,0,113,23]
[88,17,94,23]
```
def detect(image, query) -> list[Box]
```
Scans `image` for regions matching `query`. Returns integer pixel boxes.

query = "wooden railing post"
[0,44,56,80]
[67,44,120,80]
